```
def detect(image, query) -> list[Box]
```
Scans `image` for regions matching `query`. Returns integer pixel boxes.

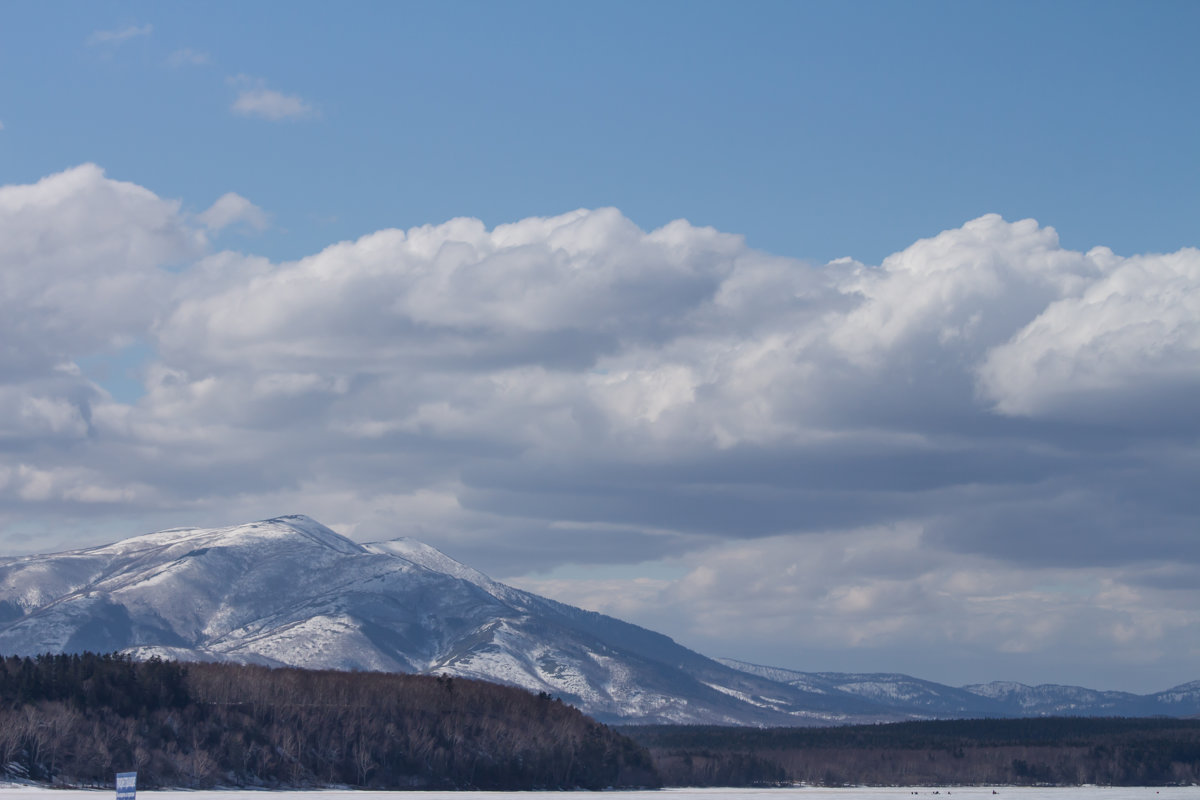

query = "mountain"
[1,515,1196,726]
[0,515,897,725]
[717,658,1011,717]
[960,679,1200,717]
[719,658,1200,720]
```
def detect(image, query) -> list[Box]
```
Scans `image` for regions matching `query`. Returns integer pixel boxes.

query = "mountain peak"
[73,514,362,560]
[262,514,365,554]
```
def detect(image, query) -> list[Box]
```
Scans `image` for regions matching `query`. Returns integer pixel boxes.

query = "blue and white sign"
[115,772,137,800]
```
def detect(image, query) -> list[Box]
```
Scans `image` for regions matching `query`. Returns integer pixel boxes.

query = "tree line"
[624,718,1200,786]
[0,652,659,790]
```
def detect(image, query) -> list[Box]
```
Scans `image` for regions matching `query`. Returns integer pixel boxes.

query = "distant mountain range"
[1,515,1196,725]
[717,659,1200,720]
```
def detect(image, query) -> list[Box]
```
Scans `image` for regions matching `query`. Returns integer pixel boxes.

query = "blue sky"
[1,1,1199,693]
[5,1,1198,269]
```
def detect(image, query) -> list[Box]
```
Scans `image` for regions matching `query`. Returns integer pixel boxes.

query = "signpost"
[115,772,137,800]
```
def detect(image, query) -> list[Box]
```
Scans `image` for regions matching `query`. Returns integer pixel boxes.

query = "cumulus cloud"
[977,246,1200,419]
[143,207,1200,560]
[830,215,1097,365]
[0,164,202,377]
[2,166,1198,688]
[198,192,269,232]
[229,76,315,120]
[158,209,746,372]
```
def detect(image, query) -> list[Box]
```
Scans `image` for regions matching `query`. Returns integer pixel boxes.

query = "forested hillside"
[626,718,1200,786]
[0,653,658,789]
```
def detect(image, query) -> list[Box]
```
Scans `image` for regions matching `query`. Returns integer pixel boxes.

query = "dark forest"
[625,718,1200,786]
[0,652,658,789]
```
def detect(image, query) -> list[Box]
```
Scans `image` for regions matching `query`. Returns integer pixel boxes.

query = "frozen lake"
[0,787,1191,800]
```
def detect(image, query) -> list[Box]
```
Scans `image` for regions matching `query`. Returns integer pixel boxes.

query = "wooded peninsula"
[0,653,656,789]
[2,653,1198,789]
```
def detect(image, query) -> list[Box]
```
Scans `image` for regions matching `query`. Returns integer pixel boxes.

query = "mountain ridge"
[1,514,1196,725]
[718,657,1200,719]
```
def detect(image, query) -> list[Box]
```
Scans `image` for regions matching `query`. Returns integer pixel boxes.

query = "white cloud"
[977,246,1200,417]
[229,76,315,120]
[829,215,1096,366]
[87,24,153,46]
[198,192,269,232]
[143,208,1200,518]
[158,208,740,369]
[0,164,202,373]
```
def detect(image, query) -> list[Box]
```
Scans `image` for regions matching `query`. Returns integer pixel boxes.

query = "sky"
[1,1,1198,694]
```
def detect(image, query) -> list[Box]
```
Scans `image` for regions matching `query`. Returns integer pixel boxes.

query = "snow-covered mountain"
[0,515,898,725]
[960,679,1200,717]
[1,515,1196,726]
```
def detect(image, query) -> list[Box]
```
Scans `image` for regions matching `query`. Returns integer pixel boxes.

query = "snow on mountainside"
[718,658,1009,716]
[2,515,1196,726]
[718,659,1200,720]
[959,680,1200,717]
[1154,680,1200,704]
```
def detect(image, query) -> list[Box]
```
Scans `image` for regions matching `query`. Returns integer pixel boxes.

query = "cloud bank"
[2,165,1198,691]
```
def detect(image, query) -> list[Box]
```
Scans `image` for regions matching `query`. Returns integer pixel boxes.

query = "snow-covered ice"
[0,786,1192,800]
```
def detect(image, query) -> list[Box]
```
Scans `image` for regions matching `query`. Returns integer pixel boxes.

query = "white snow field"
[0,787,1192,800]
